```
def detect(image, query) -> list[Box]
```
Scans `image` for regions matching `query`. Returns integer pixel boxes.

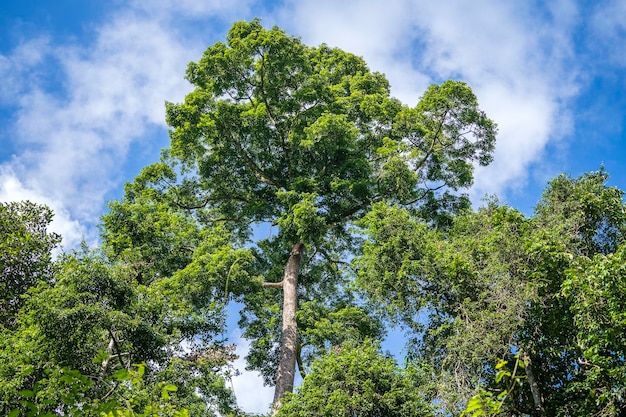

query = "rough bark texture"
[272,242,305,413]
[522,351,546,417]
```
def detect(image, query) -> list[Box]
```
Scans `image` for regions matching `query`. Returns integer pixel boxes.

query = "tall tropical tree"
[103,18,496,411]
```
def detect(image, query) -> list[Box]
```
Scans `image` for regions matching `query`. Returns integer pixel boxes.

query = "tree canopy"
[356,169,626,416]
[0,201,60,329]
[111,18,495,410]
[3,18,626,417]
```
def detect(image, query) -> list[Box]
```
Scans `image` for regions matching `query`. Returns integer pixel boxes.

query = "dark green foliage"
[562,246,626,415]
[0,242,241,416]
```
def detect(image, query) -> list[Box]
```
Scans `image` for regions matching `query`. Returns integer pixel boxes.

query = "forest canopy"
[1,19,625,417]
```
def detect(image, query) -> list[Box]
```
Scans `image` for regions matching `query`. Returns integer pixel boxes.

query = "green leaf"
[113,369,131,381]
[18,389,35,398]
[495,369,511,383]
[164,384,178,392]
[495,359,507,369]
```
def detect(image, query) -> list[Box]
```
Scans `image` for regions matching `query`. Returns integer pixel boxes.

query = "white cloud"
[590,0,626,39]
[130,0,255,20]
[0,37,51,103]
[589,0,626,67]
[277,0,430,104]
[278,0,581,202]
[0,9,216,246]
[229,332,274,415]
[0,167,87,250]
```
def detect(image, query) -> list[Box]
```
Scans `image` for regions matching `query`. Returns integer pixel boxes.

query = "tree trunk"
[522,351,546,417]
[272,242,305,413]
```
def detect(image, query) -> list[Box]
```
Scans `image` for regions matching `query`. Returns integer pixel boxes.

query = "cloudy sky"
[1,0,625,412]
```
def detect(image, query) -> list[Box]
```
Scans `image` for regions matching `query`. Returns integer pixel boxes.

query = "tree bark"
[522,351,546,417]
[272,242,305,413]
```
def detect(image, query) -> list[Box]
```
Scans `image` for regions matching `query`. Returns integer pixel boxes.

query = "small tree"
[0,201,60,329]
[276,340,432,417]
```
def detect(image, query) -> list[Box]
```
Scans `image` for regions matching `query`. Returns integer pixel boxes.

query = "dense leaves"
[143,19,497,407]
[0,201,60,329]
[0,204,244,415]
[10,18,626,417]
[277,340,432,417]
[357,170,626,416]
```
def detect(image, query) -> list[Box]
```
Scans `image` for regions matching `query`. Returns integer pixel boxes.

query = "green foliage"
[534,168,626,256]
[357,202,535,413]
[0,201,61,329]
[461,356,525,417]
[0,238,242,416]
[7,363,190,417]
[276,340,432,417]
[561,245,626,415]
[357,170,626,416]
[140,18,497,397]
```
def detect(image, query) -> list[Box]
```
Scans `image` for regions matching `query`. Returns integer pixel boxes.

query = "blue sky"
[1,0,625,412]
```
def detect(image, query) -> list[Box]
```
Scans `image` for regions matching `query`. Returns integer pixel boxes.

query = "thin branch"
[316,246,356,273]
[296,343,307,380]
[402,183,446,206]
[258,47,295,183]
[262,280,284,289]
[107,328,130,371]
[326,196,383,225]
[173,198,211,210]
[173,195,250,211]
[99,337,116,382]
[101,381,120,400]
[410,107,449,173]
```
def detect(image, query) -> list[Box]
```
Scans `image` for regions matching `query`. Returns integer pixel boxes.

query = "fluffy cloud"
[229,332,274,414]
[0,167,86,250]
[277,0,581,201]
[0,5,242,247]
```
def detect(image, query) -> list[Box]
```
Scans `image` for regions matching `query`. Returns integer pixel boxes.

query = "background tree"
[0,198,248,415]
[0,201,60,329]
[0,243,242,416]
[114,18,496,411]
[276,340,433,417]
[356,169,626,416]
[562,245,626,415]
[356,201,534,413]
